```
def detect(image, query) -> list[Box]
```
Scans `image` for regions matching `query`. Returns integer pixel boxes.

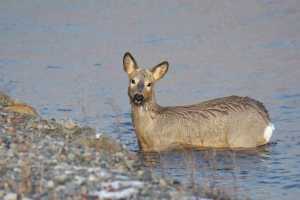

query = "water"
[1,0,300,199]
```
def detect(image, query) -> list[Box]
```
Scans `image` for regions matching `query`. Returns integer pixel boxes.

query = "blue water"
[1,1,300,199]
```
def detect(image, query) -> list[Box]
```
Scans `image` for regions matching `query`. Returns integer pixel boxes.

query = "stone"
[47,180,55,189]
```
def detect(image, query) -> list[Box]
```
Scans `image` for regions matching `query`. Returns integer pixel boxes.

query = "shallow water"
[1,0,300,199]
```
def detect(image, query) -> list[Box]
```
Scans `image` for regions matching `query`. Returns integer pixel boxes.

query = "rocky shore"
[0,92,228,200]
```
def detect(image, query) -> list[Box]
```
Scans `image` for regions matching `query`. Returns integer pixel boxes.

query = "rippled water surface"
[1,1,300,199]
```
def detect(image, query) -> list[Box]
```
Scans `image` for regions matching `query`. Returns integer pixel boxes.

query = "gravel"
[0,92,212,200]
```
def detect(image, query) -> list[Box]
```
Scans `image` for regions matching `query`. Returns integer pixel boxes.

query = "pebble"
[137,170,144,177]
[159,178,168,188]
[173,180,181,185]
[67,153,75,160]
[5,127,16,134]
[55,175,68,184]
[37,123,48,130]
[47,180,55,189]
[74,176,85,185]
[63,119,77,130]
[88,175,97,182]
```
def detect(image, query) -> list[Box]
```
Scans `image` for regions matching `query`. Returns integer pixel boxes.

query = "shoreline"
[0,92,229,200]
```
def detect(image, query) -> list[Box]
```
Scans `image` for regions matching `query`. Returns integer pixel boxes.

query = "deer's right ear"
[123,52,138,75]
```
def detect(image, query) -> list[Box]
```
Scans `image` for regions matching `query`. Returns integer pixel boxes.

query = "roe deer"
[123,52,274,152]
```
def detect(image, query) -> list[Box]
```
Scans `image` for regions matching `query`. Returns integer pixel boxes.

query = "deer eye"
[131,79,136,84]
[147,82,152,87]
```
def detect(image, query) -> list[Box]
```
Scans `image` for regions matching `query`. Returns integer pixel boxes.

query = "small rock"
[137,170,144,177]
[17,142,30,153]
[80,185,88,195]
[55,185,66,193]
[36,123,49,130]
[5,127,16,134]
[159,179,168,188]
[67,153,75,160]
[47,180,55,189]
[62,119,77,130]
[55,175,68,184]
[74,176,85,185]
[88,175,97,182]
[172,180,181,185]
[0,92,14,106]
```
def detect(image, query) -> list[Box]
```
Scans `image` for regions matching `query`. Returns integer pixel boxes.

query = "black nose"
[133,94,144,103]
[134,94,144,101]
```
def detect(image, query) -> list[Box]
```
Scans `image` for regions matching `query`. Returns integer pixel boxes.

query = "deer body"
[123,52,274,152]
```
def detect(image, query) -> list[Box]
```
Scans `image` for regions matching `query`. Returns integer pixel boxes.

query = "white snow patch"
[102,180,144,189]
[264,123,275,142]
[92,180,144,199]
[92,187,139,199]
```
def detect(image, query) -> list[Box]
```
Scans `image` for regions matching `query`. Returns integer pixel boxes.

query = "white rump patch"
[264,123,275,143]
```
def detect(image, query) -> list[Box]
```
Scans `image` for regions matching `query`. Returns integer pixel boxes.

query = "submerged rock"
[0,92,14,107]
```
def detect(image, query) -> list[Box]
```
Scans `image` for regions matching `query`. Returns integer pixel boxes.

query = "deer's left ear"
[151,61,169,81]
[123,52,138,75]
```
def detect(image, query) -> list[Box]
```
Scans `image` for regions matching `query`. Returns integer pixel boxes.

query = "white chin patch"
[264,123,275,143]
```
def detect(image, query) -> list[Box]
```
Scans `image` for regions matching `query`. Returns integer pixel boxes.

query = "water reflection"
[141,146,272,173]
[141,146,273,199]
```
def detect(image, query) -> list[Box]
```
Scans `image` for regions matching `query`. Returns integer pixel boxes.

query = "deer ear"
[123,52,138,75]
[151,61,169,81]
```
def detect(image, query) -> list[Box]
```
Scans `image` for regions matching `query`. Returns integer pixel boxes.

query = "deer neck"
[131,93,161,127]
